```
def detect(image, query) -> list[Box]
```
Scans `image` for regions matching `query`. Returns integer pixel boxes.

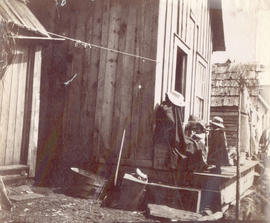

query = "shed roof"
[211,62,263,107]
[0,0,49,37]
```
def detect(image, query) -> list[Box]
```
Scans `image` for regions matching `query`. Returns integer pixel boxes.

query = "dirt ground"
[0,164,269,223]
[0,182,154,223]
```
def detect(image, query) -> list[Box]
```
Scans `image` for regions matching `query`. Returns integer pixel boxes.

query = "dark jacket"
[153,101,204,171]
[207,128,229,166]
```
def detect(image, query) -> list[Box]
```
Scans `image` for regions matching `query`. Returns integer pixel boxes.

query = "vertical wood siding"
[34,0,214,171]
[40,0,159,167]
[156,0,213,124]
[0,46,37,167]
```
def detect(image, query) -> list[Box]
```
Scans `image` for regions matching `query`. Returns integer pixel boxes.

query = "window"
[175,48,187,96]
[194,59,207,119]
[171,34,191,122]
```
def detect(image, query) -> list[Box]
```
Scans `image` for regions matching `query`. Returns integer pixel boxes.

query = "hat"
[186,115,205,132]
[188,115,201,123]
[210,116,224,128]
[166,91,185,107]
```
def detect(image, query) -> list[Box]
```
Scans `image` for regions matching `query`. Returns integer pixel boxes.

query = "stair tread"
[0,165,28,171]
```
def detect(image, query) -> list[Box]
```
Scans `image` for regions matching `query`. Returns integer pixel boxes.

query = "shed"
[29,0,226,184]
[211,62,270,155]
[0,0,63,181]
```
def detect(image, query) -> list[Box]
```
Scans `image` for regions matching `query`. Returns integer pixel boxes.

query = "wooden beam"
[27,46,42,177]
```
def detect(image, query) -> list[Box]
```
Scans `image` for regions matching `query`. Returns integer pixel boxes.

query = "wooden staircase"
[0,165,29,185]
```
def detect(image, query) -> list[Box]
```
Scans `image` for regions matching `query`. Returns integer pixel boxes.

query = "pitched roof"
[211,62,263,107]
[0,0,49,37]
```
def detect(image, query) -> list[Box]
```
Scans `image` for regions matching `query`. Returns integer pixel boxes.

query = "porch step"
[0,165,29,176]
[0,165,29,185]
[2,174,28,185]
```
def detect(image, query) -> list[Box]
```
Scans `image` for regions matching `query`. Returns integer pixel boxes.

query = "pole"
[236,86,242,220]
[114,129,126,186]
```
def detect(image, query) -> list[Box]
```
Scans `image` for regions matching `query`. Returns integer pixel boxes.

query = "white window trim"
[170,34,192,123]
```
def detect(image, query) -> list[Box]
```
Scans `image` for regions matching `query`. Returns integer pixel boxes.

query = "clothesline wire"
[47,31,158,63]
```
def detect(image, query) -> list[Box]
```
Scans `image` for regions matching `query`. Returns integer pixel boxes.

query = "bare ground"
[1,165,269,223]
[0,182,154,223]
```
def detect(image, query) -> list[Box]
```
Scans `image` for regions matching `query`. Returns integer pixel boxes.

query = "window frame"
[194,53,208,120]
[170,34,192,122]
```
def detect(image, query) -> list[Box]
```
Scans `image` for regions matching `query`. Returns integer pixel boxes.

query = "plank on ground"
[147,203,202,221]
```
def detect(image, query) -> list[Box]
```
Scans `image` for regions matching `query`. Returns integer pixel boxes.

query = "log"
[147,203,202,221]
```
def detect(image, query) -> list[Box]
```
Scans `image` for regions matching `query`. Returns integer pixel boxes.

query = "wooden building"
[0,0,61,181]
[29,0,225,183]
[211,62,270,155]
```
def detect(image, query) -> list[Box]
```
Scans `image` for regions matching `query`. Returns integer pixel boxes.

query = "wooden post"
[236,85,242,220]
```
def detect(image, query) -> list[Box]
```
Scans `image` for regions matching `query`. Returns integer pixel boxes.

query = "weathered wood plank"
[130,0,144,159]
[86,0,103,160]
[199,0,203,54]
[181,0,186,41]
[135,0,148,159]
[101,0,121,157]
[13,52,28,164]
[202,0,207,58]
[171,0,178,35]
[184,0,189,43]
[70,8,85,164]
[94,0,111,159]
[147,181,202,213]
[0,60,4,133]
[189,19,196,115]
[166,0,175,92]
[178,0,182,37]
[5,53,20,165]
[78,2,94,162]
[186,0,192,47]
[0,61,13,165]
[111,0,136,159]
[135,0,157,160]
[0,164,28,176]
[154,0,166,105]
[162,0,172,93]
[62,7,77,163]
[220,166,256,205]
[20,47,34,165]
[27,47,42,177]
[206,5,210,62]
[147,204,202,221]
[120,0,137,159]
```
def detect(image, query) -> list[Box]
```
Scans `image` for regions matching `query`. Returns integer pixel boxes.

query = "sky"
[212,0,270,84]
